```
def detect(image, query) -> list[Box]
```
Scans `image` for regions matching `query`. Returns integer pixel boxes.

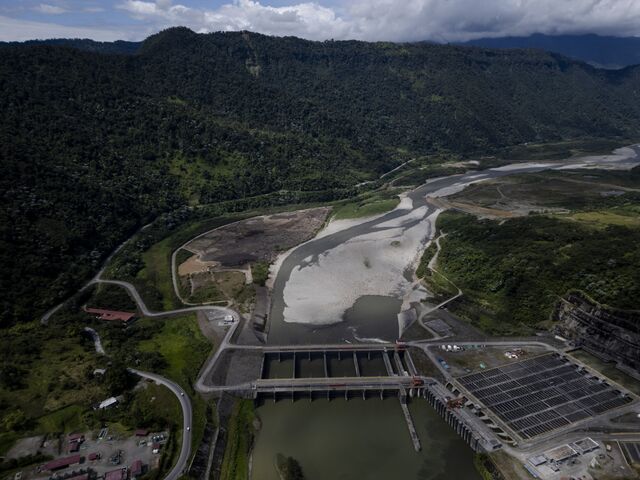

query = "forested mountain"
[461,33,640,69]
[2,27,640,325]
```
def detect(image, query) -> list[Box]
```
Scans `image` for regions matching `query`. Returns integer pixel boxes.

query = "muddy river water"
[250,145,640,480]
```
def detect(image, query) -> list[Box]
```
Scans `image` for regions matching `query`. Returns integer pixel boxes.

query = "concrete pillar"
[259,354,266,380]
[353,352,361,377]
[393,351,405,376]
[292,352,296,379]
[383,351,394,376]
[323,351,329,378]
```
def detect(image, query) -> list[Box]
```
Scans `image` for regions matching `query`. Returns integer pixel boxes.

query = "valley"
[3,144,639,480]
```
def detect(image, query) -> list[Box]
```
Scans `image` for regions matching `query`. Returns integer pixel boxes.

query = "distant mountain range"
[460,33,640,69]
[4,32,640,70]
[1,37,141,55]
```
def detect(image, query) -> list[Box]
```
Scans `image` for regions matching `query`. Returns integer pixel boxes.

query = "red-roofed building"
[67,474,89,480]
[68,433,84,442]
[84,307,136,324]
[44,455,82,471]
[134,429,148,437]
[130,460,144,478]
[88,452,99,461]
[105,468,127,480]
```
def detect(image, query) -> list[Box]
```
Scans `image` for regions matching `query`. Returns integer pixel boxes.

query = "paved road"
[253,375,422,392]
[40,223,152,324]
[95,278,237,318]
[130,369,193,480]
[83,327,105,355]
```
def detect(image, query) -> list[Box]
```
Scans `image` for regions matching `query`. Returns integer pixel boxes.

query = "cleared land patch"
[178,208,330,303]
[444,169,640,219]
[185,208,330,266]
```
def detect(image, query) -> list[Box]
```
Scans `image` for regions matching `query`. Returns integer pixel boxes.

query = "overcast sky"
[1,0,640,42]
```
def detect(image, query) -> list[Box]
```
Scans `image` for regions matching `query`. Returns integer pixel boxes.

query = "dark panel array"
[458,353,632,439]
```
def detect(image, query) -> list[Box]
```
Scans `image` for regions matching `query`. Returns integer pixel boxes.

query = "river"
[251,398,481,480]
[267,144,640,345]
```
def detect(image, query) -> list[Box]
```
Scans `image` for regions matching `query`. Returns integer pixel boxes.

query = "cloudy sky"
[1,0,640,42]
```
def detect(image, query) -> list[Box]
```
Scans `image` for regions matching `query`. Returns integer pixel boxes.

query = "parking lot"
[457,353,633,439]
[8,429,169,480]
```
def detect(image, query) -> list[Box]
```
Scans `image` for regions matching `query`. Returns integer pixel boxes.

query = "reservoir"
[251,397,482,480]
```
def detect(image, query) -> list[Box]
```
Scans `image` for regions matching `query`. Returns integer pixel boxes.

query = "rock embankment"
[554,293,640,374]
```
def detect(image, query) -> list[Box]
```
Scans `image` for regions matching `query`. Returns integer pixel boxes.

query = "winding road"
[129,369,193,480]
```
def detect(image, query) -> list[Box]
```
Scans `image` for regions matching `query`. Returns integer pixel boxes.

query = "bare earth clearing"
[176,208,331,304]
[184,208,331,267]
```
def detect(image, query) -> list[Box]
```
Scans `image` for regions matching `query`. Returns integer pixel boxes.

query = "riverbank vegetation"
[220,400,257,480]
[275,454,306,480]
[415,242,438,279]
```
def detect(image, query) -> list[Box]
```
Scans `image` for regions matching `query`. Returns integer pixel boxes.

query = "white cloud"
[6,0,640,42]
[118,0,351,39]
[34,3,67,15]
[114,0,640,42]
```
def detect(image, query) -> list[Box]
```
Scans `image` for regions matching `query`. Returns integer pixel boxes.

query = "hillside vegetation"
[2,27,640,325]
[434,168,640,334]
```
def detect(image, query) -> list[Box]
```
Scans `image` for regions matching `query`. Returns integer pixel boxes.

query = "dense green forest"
[2,27,640,325]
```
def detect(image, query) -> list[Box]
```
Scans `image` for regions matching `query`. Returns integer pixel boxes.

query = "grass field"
[332,197,399,219]
[138,314,211,393]
[137,234,183,311]
[566,209,640,229]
